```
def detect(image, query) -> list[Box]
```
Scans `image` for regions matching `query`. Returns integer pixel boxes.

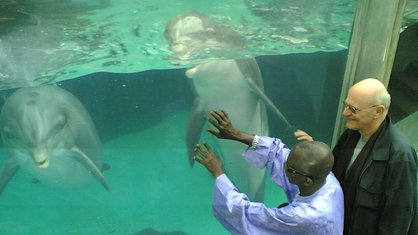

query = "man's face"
[342,89,377,131]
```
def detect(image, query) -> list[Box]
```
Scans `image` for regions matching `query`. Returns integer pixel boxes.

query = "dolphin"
[0,85,109,194]
[164,12,248,62]
[165,13,267,201]
[185,58,269,201]
[165,12,294,201]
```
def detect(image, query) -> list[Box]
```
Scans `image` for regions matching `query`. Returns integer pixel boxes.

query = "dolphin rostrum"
[0,85,109,194]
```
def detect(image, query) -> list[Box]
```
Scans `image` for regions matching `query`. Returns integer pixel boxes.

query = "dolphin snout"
[31,148,50,168]
[185,65,200,78]
[170,43,187,53]
[170,43,192,60]
[35,159,49,168]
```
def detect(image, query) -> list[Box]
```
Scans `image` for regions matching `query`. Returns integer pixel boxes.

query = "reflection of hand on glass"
[294,129,314,141]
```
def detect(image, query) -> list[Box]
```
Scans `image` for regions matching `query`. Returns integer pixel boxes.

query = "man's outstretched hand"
[194,142,224,178]
[207,110,240,140]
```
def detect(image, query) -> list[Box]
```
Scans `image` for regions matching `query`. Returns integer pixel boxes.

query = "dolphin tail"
[245,76,296,132]
[71,146,110,192]
[0,158,20,195]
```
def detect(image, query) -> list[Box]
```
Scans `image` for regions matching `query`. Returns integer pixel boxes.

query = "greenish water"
[0,110,285,235]
[0,0,354,90]
[0,52,347,234]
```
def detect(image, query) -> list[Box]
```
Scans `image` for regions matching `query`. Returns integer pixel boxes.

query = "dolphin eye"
[2,127,13,139]
[50,115,67,136]
[1,126,22,143]
[3,129,14,140]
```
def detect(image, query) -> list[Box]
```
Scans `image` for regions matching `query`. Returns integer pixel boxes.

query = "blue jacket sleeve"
[242,136,298,201]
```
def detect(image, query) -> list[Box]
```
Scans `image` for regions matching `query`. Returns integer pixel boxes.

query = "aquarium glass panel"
[0,1,357,234]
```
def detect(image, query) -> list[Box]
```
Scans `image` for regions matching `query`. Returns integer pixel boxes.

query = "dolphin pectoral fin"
[245,77,296,131]
[70,147,110,192]
[186,99,206,167]
[0,158,20,195]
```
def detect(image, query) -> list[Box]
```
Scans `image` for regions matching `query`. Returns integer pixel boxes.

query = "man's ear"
[303,177,313,186]
[377,105,385,114]
[374,105,385,118]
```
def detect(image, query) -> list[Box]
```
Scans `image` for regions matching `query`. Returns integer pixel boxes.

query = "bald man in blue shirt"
[194,110,344,235]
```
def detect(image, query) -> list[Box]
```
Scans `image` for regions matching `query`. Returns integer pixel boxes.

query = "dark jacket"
[333,116,417,235]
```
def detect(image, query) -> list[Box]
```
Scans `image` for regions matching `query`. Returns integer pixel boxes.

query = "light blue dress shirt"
[212,136,344,235]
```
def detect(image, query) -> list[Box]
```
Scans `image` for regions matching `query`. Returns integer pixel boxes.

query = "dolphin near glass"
[0,85,109,194]
[164,12,248,62]
[184,59,269,201]
[165,12,293,201]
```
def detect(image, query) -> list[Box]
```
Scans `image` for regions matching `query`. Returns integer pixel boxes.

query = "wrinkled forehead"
[346,86,374,106]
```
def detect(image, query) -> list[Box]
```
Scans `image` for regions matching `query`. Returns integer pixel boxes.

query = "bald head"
[288,141,334,179]
[350,78,391,111]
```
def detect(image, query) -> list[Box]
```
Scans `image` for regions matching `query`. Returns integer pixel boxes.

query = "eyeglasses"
[284,162,320,180]
[343,102,380,114]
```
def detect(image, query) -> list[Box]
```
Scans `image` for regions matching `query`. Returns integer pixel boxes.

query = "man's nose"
[342,106,351,116]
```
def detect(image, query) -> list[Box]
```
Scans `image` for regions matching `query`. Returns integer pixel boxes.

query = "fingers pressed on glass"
[214,110,227,123]
[210,110,220,120]
[193,155,202,163]
[208,117,218,126]
[203,142,212,152]
[194,145,204,156]
[220,110,228,120]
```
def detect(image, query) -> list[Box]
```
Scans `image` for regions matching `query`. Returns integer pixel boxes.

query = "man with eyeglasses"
[300,78,417,235]
[335,78,417,235]
[193,109,344,235]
